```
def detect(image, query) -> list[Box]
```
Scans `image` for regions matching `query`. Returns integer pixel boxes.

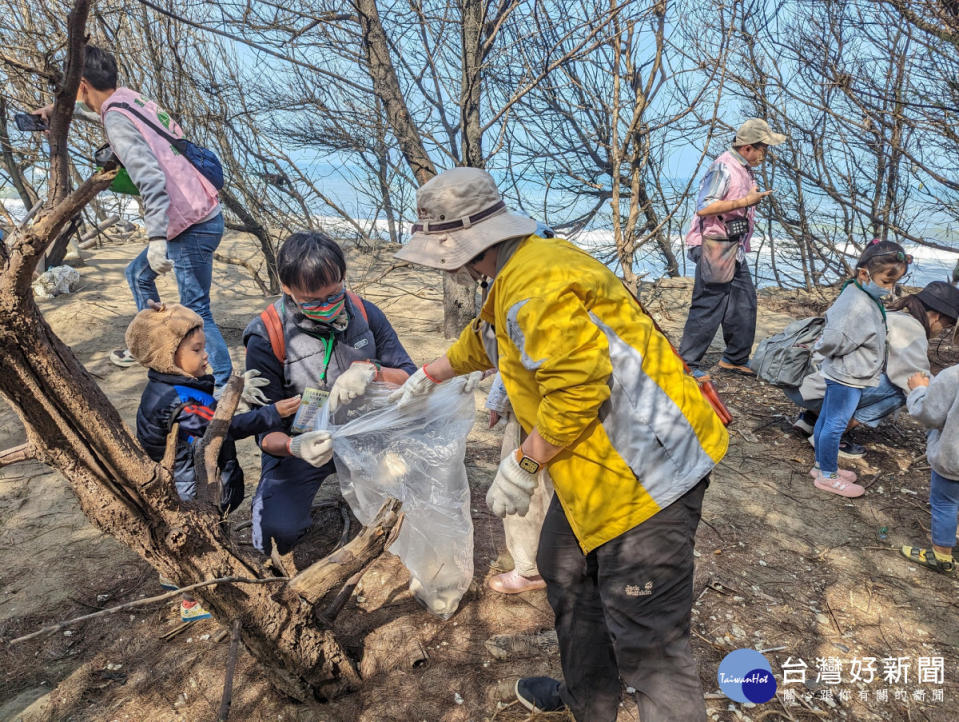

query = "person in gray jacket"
[36,45,232,387]
[902,358,959,574]
[787,281,959,457]
[810,240,908,497]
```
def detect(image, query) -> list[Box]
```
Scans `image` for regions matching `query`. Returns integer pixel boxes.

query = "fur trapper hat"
[125,301,203,376]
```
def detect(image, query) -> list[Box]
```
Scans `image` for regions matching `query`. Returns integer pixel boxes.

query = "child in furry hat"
[127,301,300,621]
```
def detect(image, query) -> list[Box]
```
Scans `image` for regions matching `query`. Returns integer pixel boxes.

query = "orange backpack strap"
[260,304,286,364]
[347,290,369,323]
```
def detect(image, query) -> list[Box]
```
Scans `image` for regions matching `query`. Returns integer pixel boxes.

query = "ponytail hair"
[855,238,911,277]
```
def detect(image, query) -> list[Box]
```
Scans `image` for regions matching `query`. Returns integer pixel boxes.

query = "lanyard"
[281,297,337,384]
[318,334,334,385]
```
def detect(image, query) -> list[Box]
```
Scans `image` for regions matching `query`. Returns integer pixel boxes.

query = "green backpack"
[93,143,139,196]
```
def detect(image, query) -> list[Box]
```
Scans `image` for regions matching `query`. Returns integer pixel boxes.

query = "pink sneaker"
[809,466,857,482]
[488,570,547,594]
[814,471,865,498]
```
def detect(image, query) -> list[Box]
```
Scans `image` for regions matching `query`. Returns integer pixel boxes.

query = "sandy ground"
[1,232,957,721]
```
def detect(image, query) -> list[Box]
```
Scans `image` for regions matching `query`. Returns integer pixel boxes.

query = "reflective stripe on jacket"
[447,235,728,552]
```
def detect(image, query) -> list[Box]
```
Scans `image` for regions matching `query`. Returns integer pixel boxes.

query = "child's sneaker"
[809,466,857,482]
[109,348,138,368]
[792,411,817,436]
[181,599,212,622]
[814,470,865,497]
[900,546,955,574]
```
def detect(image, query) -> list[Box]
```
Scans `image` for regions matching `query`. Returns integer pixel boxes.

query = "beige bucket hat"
[734,118,787,147]
[394,167,537,270]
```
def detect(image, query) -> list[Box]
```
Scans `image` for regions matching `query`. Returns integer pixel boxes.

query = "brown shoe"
[717,359,755,376]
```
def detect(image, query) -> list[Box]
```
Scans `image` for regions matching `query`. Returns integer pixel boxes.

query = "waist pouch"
[724,217,750,244]
[700,236,740,284]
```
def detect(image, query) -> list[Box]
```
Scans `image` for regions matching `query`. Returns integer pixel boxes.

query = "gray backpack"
[749,316,825,387]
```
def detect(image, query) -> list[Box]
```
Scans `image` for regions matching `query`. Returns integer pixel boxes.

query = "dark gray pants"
[679,252,757,369]
[537,479,709,722]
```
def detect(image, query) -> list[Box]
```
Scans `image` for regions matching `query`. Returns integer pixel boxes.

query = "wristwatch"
[515,448,542,475]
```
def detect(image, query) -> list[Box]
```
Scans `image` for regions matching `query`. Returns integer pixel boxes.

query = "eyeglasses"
[294,287,346,307]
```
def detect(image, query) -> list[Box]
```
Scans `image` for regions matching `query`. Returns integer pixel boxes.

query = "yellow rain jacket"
[447,235,728,552]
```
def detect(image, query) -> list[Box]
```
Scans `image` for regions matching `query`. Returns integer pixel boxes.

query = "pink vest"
[101,88,219,240]
[685,150,756,253]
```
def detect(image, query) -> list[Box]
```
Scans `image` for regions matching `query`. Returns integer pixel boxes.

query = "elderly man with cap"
[678,118,787,379]
[390,167,728,721]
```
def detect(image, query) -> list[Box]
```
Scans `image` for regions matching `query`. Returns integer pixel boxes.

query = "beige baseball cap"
[734,118,786,147]
[394,167,537,270]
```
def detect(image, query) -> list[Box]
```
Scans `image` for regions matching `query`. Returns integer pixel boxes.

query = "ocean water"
[4,197,955,289]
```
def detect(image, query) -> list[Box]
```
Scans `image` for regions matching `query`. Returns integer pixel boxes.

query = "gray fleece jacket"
[907,364,959,480]
[799,310,928,400]
[81,101,219,240]
[815,283,887,388]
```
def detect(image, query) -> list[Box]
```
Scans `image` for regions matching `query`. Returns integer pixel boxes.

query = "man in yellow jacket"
[392,168,728,721]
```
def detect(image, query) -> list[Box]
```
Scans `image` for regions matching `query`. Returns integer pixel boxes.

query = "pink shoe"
[814,471,865,498]
[809,466,857,482]
[488,570,547,594]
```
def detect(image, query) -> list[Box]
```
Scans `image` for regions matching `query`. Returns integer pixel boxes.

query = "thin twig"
[335,503,351,550]
[9,576,287,644]
[0,443,34,468]
[217,619,242,722]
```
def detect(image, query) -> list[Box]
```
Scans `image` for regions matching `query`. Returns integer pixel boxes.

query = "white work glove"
[486,452,539,518]
[388,367,484,407]
[146,239,173,274]
[329,361,378,411]
[241,369,270,407]
[288,430,333,467]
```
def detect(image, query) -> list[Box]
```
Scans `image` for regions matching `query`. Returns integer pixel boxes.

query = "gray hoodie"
[799,310,928,400]
[815,283,887,388]
[79,102,219,240]
[907,364,959,481]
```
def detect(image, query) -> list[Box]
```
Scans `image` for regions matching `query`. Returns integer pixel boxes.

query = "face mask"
[861,278,889,300]
[293,288,347,324]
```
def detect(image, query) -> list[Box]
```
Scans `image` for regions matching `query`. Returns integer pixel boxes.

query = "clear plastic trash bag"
[315,379,476,618]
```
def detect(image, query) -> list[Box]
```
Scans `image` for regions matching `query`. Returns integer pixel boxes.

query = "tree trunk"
[460,0,485,169]
[0,3,399,701]
[355,0,476,336]
[355,0,436,186]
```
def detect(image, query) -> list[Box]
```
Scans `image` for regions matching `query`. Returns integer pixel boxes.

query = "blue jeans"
[813,380,862,474]
[125,213,233,386]
[930,470,959,548]
[785,373,905,428]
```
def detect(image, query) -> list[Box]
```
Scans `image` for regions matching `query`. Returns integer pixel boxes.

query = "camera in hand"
[14,113,47,132]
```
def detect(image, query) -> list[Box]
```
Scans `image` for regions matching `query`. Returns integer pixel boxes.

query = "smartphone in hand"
[14,113,48,132]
